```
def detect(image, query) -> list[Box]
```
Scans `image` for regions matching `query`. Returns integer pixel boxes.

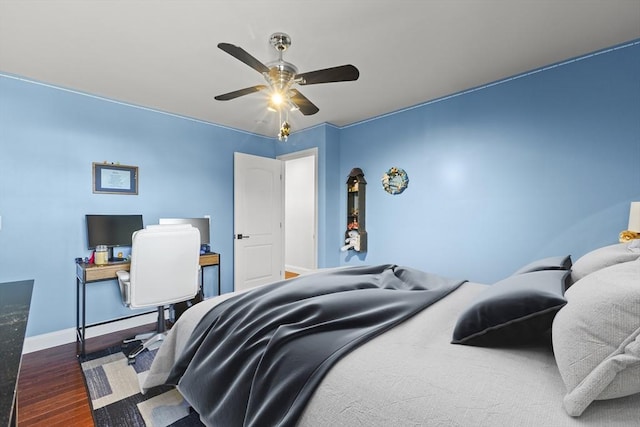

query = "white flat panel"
[244,244,273,282]
[234,153,283,292]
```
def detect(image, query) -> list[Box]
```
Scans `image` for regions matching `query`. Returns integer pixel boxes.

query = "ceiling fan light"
[271,92,284,105]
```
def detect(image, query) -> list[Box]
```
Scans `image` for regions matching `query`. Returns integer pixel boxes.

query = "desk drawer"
[77,253,217,282]
[77,262,130,282]
[200,253,220,266]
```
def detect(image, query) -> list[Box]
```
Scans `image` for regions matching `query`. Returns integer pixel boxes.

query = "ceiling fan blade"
[218,43,270,74]
[289,89,320,116]
[215,85,267,101]
[296,64,359,85]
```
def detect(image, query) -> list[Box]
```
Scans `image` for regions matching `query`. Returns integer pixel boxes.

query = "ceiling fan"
[214,32,360,118]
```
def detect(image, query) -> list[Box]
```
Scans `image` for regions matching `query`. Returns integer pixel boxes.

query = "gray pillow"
[513,255,572,275]
[451,270,569,347]
[571,243,640,283]
[552,259,640,417]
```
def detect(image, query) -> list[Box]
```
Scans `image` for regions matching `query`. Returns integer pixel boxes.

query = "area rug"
[80,344,204,427]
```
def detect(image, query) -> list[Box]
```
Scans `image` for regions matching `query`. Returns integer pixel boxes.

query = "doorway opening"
[278,148,318,276]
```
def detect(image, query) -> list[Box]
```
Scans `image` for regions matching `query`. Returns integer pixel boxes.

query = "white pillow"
[570,242,640,283]
[552,259,640,416]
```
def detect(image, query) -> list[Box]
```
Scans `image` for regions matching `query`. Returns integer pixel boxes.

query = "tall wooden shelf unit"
[346,168,367,252]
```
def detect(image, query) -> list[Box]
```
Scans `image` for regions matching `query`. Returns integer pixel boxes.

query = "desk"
[76,253,220,359]
[0,280,34,427]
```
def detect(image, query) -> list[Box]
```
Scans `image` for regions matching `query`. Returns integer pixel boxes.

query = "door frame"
[277,147,318,272]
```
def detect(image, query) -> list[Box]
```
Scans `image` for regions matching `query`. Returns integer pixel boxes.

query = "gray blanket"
[165,264,465,427]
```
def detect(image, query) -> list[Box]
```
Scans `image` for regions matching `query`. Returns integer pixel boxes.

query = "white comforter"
[143,282,640,426]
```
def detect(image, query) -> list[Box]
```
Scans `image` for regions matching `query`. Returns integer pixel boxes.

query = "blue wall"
[338,41,640,283]
[0,77,276,336]
[1,40,638,338]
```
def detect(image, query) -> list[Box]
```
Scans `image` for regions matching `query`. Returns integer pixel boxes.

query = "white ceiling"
[1,1,639,138]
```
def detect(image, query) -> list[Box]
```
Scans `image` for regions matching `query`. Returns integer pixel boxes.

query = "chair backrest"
[128,224,200,309]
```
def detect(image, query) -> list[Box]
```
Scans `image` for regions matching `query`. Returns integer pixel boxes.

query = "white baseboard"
[22,311,160,354]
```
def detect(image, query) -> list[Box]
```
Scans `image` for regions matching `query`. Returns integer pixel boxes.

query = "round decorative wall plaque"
[381,167,409,195]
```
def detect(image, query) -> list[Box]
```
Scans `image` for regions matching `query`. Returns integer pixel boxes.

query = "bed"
[142,243,640,426]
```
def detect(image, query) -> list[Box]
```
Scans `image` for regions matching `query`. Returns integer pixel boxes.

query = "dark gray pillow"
[513,255,572,275]
[452,270,570,347]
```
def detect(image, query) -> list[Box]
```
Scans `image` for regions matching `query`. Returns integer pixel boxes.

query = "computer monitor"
[159,217,210,245]
[85,214,144,250]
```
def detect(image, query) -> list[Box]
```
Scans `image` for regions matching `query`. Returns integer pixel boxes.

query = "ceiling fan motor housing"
[266,62,298,93]
[270,32,291,51]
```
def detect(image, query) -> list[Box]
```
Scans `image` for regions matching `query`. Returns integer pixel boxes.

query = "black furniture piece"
[345,168,367,252]
[0,279,34,427]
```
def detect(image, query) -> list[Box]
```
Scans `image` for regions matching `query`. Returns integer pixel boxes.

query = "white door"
[234,152,283,292]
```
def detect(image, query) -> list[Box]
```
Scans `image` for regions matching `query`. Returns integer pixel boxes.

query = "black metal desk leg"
[76,277,80,356]
[82,279,87,358]
[215,253,221,295]
[76,278,87,360]
[199,268,205,300]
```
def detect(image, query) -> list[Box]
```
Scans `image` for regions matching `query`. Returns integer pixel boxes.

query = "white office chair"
[116,224,200,363]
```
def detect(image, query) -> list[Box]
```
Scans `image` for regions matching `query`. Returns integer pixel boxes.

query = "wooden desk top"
[77,252,219,283]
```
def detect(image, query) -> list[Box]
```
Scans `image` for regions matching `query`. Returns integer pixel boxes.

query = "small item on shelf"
[341,230,361,252]
[95,245,109,265]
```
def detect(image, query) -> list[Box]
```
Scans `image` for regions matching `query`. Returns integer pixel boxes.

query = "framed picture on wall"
[92,162,138,195]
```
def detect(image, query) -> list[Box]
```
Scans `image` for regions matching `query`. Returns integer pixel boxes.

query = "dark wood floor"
[17,275,302,426]
[17,324,155,427]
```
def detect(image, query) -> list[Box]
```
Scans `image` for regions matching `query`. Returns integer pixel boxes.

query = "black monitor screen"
[86,214,143,249]
[159,217,210,244]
